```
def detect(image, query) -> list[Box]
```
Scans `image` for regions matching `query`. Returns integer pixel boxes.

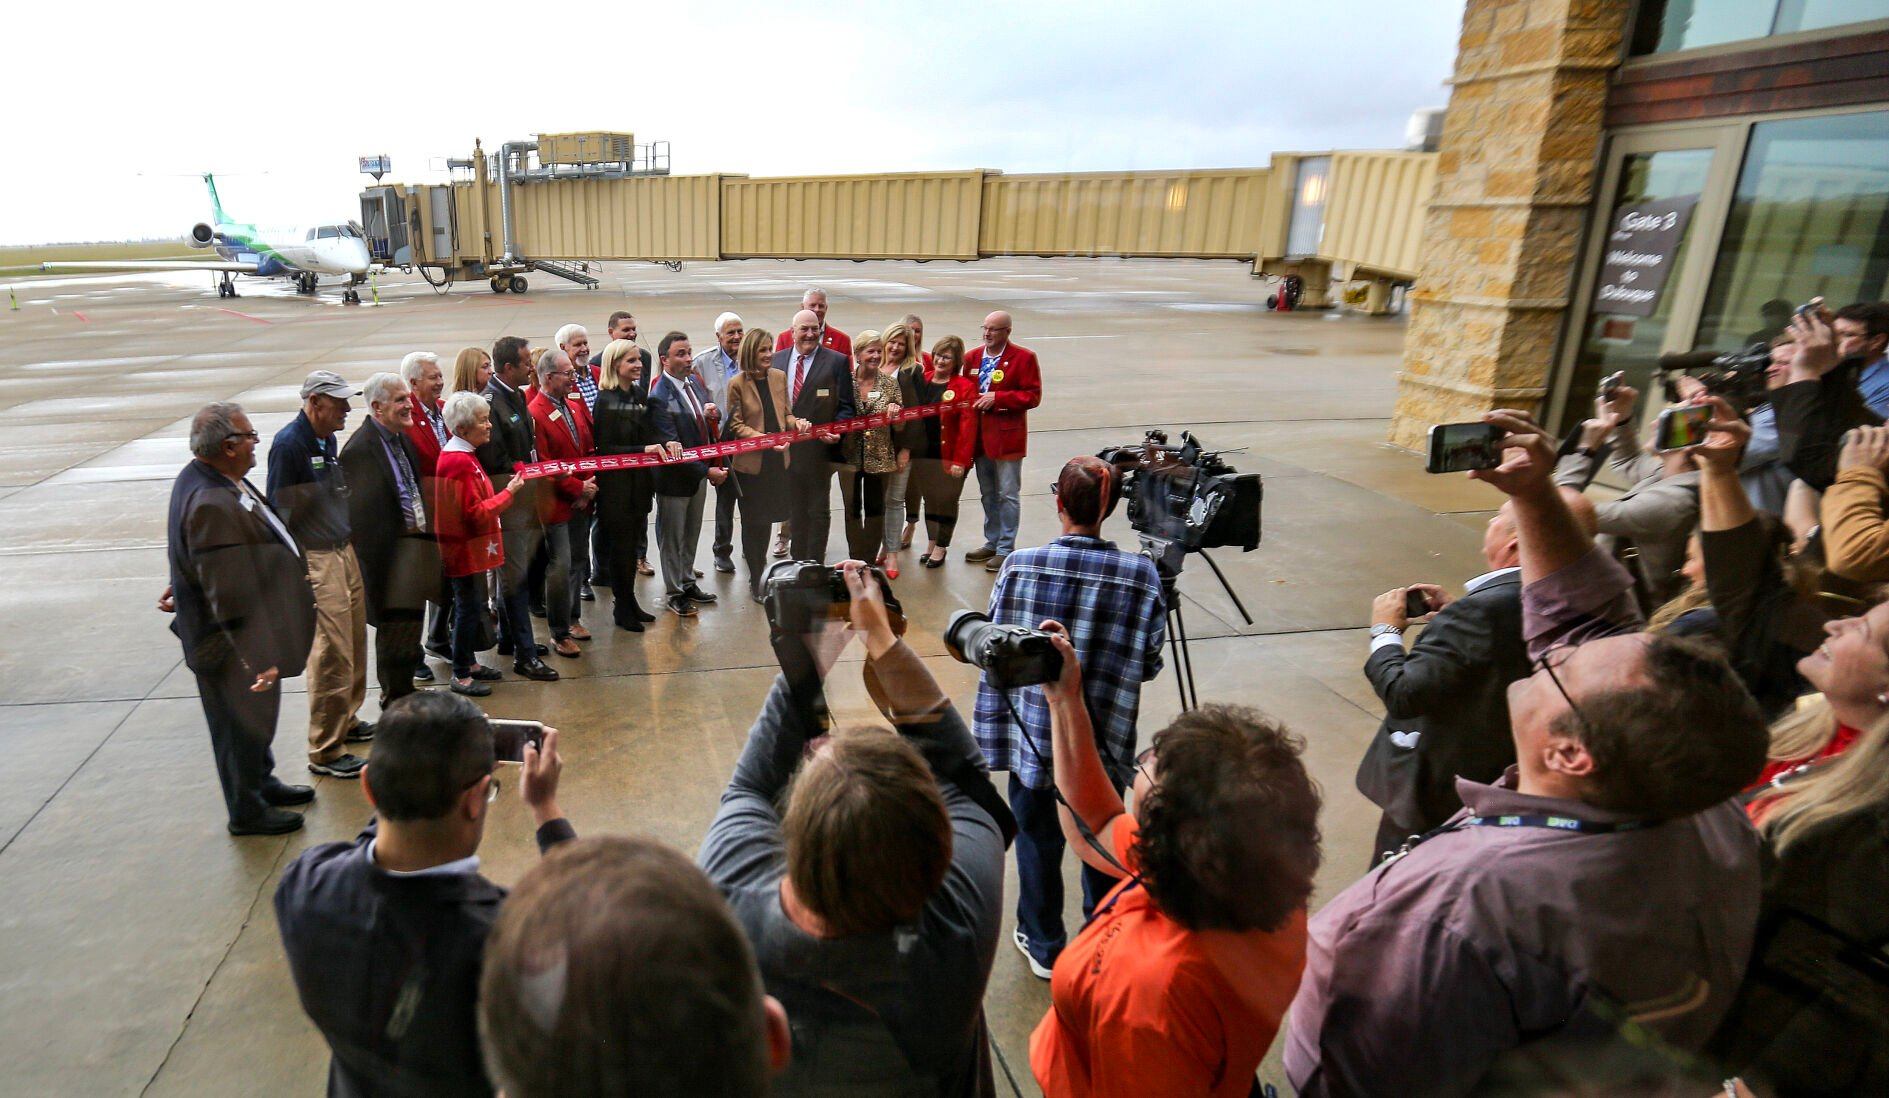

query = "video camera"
[943,610,1063,690]
[1657,342,1772,412]
[1095,430,1262,576]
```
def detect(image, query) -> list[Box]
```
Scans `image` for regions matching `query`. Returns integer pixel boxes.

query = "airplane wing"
[6,259,263,275]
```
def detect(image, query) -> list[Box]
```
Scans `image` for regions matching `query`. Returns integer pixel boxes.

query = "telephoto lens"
[943,610,1064,690]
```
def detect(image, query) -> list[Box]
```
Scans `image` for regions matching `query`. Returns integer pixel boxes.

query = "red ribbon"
[511,401,950,481]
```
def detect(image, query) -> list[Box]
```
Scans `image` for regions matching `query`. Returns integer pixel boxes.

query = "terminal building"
[1388,0,1889,445]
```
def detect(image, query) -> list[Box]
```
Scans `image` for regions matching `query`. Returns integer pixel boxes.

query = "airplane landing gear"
[295,272,319,295]
[342,289,361,305]
[217,273,238,299]
[509,275,528,294]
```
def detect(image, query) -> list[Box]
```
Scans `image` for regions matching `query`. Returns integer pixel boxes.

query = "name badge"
[816,388,829,398]
[311,456,326,471]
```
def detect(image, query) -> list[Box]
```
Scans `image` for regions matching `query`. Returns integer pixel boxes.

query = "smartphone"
[1403,589,1431,618]
[1425,422,1503,474]
[490,719,545,764]
[1654,405,1711,452]
[1598,371,1625,399]
[1795,298,1822,320]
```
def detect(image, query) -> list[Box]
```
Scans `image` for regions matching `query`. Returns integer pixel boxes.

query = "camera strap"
[999,689,1137,879]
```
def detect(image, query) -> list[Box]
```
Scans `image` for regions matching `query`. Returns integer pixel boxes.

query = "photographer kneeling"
[1028,622,1320,1098]
[697,560,1011,1096]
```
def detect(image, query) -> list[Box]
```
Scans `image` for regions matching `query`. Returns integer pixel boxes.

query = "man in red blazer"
[773,287,851,357]
[527,350,598,659]
[963,311,1042,571]
[400,352,453,676]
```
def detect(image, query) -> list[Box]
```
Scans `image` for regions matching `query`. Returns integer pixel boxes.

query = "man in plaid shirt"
[975,457,1166,978]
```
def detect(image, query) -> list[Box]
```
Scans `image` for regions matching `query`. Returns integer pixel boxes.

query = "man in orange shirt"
[1027,623,1321,1098]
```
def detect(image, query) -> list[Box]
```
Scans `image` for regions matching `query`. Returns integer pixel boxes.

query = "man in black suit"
[649,331,727,617]
[274,692,575,1097]
[1355,500,1531,865]
[340,372,441,709]
[476,335,557,682]
[162,402,318,836]
[772,309,856,563]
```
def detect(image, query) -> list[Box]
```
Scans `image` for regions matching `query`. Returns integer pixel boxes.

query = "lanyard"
[1380,812,1652,867]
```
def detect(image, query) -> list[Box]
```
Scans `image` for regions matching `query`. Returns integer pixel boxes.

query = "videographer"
[974,456,1167,979]
[1028,622,1319,1097]
[1772,301,1888,491]
[697,560,1009,1096]
[1285,407,1769,1096]
[1553,382,1700,606]
[273,692,575,1097]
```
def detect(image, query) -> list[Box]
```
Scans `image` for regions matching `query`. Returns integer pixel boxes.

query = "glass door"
[1547,126,1745,431]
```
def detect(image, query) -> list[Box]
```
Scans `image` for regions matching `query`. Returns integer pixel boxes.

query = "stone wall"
[1387,0,1630,449]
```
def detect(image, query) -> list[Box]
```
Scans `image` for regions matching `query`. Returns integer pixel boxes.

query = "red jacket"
[527,390,595,525]
[939,375,980,470]
[775,325,852,357]
[405,393,447,476]
[432,447,514,578]
[964,343,1042,461]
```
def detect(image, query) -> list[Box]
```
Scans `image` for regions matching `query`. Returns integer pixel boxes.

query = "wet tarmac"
[0,257,1499,1095]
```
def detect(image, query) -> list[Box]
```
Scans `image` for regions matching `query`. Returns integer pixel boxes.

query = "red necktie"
[792,354,808,406]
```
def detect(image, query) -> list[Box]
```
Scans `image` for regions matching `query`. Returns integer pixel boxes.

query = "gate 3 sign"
[1594,197,1696,318]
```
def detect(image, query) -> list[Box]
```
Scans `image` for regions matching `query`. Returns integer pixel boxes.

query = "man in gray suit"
[772,309,856,563]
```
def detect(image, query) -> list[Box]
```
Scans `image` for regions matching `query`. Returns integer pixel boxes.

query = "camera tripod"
[1151,546,1253,712]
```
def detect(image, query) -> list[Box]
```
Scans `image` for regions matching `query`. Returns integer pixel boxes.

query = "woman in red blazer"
[897,336,980,568]
[431,391,518,696]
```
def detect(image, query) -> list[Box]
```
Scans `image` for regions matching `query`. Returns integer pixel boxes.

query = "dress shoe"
[580,583,596,601]
[309,754,367,779]
[965,545,997,562]
[345,720,376,744]
[614,615,645,633]
[667,593,698,617]
[552,637,582,659]
[263,783,316,807]
[229,808,305,836]
[568,623,592,641]
[920,552,946,569]
[467,664,504,681]
[529,602,547,618]
[413,663,435,682]
[684,585,718,605]
[498,641,549,658]
[513,658,560,682]
[634,605,657,623]
[985,553,1008,573]
[636,558,655,576]
[713,555,736,574]
[693,568,705,579]
[451,677,493,697]
[589,572,611,588]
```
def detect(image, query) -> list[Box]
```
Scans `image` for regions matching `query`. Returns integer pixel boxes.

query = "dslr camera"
[944,610,1063,690]
[761,559,902,636]
[1095,430,1262,575]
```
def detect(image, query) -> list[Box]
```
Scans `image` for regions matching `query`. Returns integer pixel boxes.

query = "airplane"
[20,174,376,304]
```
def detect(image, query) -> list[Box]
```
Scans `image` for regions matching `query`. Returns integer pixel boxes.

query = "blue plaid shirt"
[974,535,1166,789]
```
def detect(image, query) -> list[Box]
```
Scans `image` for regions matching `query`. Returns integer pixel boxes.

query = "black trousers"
[787,450,835,563]
[373,612,423,708]
[839,468,889,562]
[906,459,964,548]
[196,659,283,825]
[597,471,653,625]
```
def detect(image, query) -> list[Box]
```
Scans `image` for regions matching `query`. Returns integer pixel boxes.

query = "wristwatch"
[1370,624,1403,639]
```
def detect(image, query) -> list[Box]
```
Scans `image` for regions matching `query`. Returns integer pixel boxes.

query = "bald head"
[981,311,1013,353]
[792,310,822,354]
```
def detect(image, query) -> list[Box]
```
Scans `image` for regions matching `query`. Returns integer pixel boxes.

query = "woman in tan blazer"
[726,327,794,599]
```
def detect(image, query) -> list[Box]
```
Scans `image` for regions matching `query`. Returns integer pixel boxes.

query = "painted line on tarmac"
[72,310,89,323]
[210,307,273,325]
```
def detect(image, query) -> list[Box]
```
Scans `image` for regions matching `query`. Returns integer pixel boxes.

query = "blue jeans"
[975,456,1022,555]
[449,572,488,678]
[1009,774,1121,967]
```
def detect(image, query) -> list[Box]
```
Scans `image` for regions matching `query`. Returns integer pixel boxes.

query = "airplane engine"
[188,223,216,249]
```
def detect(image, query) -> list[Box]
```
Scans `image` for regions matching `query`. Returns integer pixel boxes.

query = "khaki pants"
[306,546,367,764]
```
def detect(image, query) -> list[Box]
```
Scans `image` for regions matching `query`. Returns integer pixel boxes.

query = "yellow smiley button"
[990,370,1004,383]
[943,390,956,402]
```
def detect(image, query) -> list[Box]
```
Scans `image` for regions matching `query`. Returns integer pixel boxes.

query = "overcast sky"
[4,0,1465,245]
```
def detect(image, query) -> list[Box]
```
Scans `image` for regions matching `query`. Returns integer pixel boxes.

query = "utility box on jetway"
[538,132,635,166]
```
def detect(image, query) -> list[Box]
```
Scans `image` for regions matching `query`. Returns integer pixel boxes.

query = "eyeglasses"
[224,430,260,443]
[1134,745,1157,787]
[1532,643,1592,737]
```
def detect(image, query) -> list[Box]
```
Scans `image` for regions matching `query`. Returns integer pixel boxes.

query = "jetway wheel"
[509,276,528,294]
[490,278,506,294]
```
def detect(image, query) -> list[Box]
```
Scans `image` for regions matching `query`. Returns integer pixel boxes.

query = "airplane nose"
[351,242,370,273]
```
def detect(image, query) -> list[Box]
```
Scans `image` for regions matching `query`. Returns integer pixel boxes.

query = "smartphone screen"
[1655,405,1711,452]
[1426,422,1503,474]
[490,719,545,764]
[1403,589,1430,618]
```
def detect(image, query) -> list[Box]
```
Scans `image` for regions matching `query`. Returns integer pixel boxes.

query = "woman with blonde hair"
[590,338,667,631]
[841,330,904,574]
[724,328,793,600]
[449,346,493,398]
[879,322,922,559]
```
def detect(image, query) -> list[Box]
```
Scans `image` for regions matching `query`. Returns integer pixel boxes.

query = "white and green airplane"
[25,174,376,304]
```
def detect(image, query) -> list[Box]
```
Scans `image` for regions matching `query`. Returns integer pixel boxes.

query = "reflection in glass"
[1633,0,1889,54]
[1695,111,1889,353]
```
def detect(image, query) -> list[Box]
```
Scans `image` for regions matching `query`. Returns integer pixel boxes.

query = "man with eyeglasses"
[528,349,598,658]
[1286,408,1770,1096]
[962,311,1042,573]
[274,692,575,1097]
[269,370,375,779]
[163,402,318,835]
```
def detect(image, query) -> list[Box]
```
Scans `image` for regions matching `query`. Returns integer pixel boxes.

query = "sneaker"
[513,658,560,682]
[451,677,493,697]
[772,534,790,559]
[683,585,718,605]
[713,555,736,574]
[228,807,306,836]
[1013,930,1053,980]
[965,545,997,562]
[345,720,376,744]
[985,553,1008,573]
[467,664,504,682]
[412,663,435,682]
[667,593,698,617]
[309,754,367,779]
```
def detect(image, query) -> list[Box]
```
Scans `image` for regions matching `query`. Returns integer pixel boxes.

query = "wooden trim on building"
[1606,28,1889,127]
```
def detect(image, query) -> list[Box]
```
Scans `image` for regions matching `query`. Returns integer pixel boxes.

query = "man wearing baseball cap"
[267,371,374,780]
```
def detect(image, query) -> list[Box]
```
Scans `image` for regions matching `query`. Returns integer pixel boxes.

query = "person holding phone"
[274,691,574,1098]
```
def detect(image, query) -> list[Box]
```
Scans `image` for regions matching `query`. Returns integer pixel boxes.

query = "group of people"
[160,290,1889,1095]
[162,288,1043,831]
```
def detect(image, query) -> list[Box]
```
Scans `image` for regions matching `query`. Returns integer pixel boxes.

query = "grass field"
[0,239,199,271]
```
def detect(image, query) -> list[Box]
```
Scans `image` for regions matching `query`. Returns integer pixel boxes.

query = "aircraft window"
[317,226,338,239]
[342,223,363,239]
[306,228,319,241]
